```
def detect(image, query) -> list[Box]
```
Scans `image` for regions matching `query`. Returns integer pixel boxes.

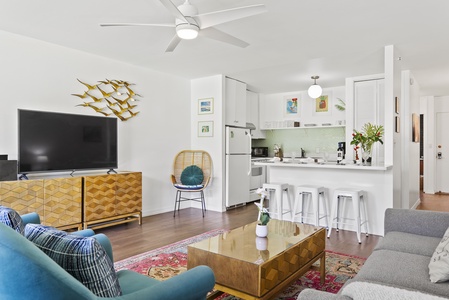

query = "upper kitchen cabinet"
[246,90,266,139]
[225,77,247,127]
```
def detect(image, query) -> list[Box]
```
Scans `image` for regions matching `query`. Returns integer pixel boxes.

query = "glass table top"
[188,219,322,265]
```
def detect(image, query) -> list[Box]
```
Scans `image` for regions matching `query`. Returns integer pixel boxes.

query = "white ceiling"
[1,0,448,95]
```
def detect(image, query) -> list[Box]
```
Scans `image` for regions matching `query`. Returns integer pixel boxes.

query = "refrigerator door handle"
[247,130,252,176]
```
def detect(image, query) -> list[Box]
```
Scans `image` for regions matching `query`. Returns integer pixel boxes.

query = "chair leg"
[201,191,206,218]
[173,190,180,217]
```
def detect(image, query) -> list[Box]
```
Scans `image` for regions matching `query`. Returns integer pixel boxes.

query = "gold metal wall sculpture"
[72,79,141,121]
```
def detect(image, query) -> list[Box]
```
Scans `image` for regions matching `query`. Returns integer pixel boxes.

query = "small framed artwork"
[198,98,214,115]
[313,94,332,116]
[395,116,400,133]
[412,113,420,142]
[198,121,214,137]
[395,97,399,114]
[285,96,299,115]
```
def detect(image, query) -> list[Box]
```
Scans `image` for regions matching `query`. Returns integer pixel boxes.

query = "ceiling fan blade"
[159,0,189,23]
[195,4,266,29]
[100,23,175,27]
[200,27,249,48]
[165,35,182,52]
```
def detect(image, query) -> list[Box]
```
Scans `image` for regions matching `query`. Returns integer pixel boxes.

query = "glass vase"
[362,147,372,166]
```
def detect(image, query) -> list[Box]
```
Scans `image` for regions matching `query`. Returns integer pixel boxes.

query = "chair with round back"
[171,150,212,217]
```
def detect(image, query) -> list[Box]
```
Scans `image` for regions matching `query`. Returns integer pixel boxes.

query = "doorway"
[436,112,449,193]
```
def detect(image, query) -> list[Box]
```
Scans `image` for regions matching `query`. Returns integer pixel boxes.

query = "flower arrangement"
[350,123,384,161]
[255,188,271,225]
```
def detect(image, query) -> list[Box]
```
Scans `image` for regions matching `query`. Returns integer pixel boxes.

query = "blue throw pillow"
[0,206,24,234]
[180,165,204,186]
[25,224,122,297]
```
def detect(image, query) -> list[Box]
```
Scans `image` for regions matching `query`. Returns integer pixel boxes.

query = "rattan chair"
[171,150,212,217]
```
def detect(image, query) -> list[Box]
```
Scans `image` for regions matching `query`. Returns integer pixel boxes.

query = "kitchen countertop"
[253,159,392,171]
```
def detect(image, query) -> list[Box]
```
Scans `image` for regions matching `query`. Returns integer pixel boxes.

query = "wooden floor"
[98,192,449,262]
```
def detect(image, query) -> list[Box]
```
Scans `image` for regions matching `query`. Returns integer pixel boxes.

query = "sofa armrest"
[384,208,449,238]
[116,265,215,300]
[20,212,41,225]
[298,289,351,300]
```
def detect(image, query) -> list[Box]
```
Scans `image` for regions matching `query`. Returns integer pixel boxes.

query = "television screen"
[18,109,118,174]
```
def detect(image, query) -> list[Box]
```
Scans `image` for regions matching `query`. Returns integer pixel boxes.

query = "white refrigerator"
[225,126,252,207]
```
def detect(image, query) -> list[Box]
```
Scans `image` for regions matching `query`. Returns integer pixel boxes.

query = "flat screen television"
[18,109,118,174]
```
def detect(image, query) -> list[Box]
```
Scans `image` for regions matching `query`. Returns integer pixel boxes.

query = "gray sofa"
[298,208,449,300]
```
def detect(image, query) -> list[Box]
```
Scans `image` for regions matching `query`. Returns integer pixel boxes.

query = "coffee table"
[187,219,326,300]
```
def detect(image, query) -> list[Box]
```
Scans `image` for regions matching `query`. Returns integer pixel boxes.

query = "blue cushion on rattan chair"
[180,165,204,186]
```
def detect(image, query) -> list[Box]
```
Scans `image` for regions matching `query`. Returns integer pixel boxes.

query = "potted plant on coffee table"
[254,189,271,237]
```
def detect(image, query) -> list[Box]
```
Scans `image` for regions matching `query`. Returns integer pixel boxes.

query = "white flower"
[256,187,269,198]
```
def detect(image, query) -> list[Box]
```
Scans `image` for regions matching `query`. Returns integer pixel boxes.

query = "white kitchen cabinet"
[246,90,266,139]
[225,77,247,127]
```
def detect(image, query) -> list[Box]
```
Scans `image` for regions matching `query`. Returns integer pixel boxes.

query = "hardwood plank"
[98,192,448,262]
[97,204,379,262]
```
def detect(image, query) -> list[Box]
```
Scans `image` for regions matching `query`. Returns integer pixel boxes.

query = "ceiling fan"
[100,0,266,52]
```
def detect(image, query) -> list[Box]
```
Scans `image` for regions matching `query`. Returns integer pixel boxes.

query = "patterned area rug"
[115,229,366,299]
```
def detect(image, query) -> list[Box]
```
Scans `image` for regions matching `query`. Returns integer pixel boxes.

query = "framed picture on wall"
[198,98,214,115]
[395,97,399,114]
[412,113,420,142]
[395,116,400,133]
[312,92,332,116]
[284,96,299,115]
[198,121,214,137]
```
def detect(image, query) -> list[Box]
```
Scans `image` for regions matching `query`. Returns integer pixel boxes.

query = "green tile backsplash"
[252,127,345,158]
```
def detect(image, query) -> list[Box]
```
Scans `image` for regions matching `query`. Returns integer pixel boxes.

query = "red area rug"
[115,229,366,299]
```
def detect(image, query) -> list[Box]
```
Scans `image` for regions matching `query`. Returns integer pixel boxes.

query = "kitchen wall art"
[313,93,332,116]
[284,96,299,115]
[72,79,141,121]
[198,98,214,115]
[198,121,214,137]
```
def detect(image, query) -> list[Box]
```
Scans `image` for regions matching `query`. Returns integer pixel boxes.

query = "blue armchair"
[0,217,215,300]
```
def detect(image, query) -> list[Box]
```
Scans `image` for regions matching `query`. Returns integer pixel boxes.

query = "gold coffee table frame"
[187,220,326,300]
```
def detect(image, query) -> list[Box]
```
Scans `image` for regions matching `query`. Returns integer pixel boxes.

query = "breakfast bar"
[254,160,393,236]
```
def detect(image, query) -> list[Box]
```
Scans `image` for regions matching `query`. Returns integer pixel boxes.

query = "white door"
[436,112,449,192]
[226,154,251,206]
[226,127,251,154]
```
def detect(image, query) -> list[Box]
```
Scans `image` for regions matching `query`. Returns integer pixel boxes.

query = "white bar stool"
[327,188,369,244]
[262,183,292,220]
[292,185,329,227]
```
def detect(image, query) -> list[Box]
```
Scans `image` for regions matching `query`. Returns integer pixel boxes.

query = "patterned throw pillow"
[429,226,449,283]
[25,224,122,297]
[0,206,24,234]
[180,165,204,185]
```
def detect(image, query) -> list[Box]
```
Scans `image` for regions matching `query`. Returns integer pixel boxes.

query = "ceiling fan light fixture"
[308,75,322,98]
[176,23,199,39]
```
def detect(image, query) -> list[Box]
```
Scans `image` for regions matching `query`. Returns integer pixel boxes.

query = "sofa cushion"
[0,206,24,234]
[375,231,441,257]
[341,281,448,300]
[24,224,122,297]
[180,165,204,185]
[429,226,449,283]
[355,249,449,298]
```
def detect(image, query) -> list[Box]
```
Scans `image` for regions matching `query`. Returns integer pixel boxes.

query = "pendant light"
[308,76,322,98]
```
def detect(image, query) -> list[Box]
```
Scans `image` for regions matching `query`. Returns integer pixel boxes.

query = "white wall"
[261,86,346,129]
[421,96,436,194]
[401,71,421,208]
[385,45,402,208]
[0,30,191,216]
[191,75,226,212]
